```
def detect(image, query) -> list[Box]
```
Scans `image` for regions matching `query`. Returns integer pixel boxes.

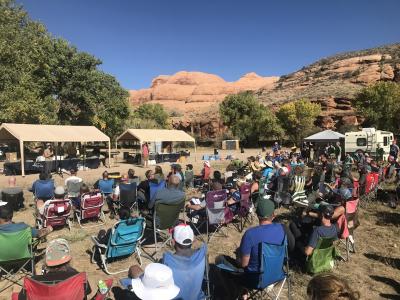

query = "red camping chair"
[75,191,106,228]
[37,198,72,230]
[12,273,87,300]
[236,183,252,232]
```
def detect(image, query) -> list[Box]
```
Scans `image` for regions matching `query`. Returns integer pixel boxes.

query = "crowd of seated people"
[2,145,393,299]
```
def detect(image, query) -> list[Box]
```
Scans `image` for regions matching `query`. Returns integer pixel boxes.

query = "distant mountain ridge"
[129,43,400,139]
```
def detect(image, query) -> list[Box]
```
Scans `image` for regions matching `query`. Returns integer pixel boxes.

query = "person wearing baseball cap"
[171,224,195,256]
[215,199,289,298]
[16,239,92,300]
[305,204,338,257]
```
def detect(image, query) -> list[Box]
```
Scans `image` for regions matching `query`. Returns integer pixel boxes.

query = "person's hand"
[128,265,144,279]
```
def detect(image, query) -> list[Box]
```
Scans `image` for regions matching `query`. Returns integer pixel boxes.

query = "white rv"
[344,128,393,159]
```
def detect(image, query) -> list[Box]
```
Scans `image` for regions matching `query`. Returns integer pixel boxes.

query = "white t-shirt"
[65,176,82,187]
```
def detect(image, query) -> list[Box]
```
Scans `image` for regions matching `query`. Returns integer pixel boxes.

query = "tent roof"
[117,129,195,143]
[304,130,345,142]
[0,123,110,142]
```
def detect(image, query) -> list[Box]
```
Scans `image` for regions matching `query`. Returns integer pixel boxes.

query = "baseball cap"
[45,239,72,267]
[54,186,65,195]
[321,205,334,219]
[256,199,275,218]
[173,224,194,246]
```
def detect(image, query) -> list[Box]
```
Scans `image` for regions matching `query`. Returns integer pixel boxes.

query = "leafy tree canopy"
[354,81,400,134]
[276,99,321,145]
[219,92,283,144]
[0,0,129,137]
[132,103,169,128]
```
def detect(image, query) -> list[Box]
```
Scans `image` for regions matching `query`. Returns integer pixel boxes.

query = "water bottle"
[98,280,108,295]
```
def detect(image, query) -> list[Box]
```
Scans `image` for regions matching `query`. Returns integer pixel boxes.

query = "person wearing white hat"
[171,224,195,256]
[130,263,180,300]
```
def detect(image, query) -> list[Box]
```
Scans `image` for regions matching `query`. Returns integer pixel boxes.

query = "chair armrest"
[91,236,107,248]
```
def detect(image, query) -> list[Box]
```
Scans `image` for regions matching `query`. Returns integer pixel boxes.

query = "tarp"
[0,123,110,142]
[304,130,345,142]
[117,129,195,144]
[0,123,111,176]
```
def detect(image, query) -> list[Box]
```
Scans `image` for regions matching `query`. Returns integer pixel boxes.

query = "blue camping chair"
[248,236,291,299]
[91,217,146,275]
[163,244,209,300]
[33,179,55,200]
[149,180,166,203]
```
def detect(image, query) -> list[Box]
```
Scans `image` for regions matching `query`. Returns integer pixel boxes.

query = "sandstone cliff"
[130,44,400,139]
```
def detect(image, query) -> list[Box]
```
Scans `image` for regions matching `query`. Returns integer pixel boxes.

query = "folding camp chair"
[91,217,146,275]
[150,199,185,260]
[0,227,36,293]
[162,243,210,300]
[205,189,233,242]
[1,191,24,211]
[75,191,106,227]
[337,197,359,261]
[235,183,252,232]
[306,237,338,274]
[360,172,378,208]
[248,236,291,300]
[33,179,55,201]
[11,272,87,300]
[149,180,166,203]
[36,198,72,230]
[274,176,292,207]
[118,182,139,214]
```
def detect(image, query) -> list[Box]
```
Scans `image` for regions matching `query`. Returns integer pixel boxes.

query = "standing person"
[43,143,54,175]
[142,142,150,168]
[272,141,281,154]
[389,139,399,160]
[376,143,384,162]
[335,142,342,163]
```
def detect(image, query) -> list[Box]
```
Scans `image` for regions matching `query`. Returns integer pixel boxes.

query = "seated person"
[71,183,90,209]
[154,165,165,182]
[98,171,115,218]
[148,175,185,210]
[0,206,52,239]
[128,168,140,184]
[291,165,308,206]
[262,160,274,182]
[162,224,207,300]
[17,238,91,300]
[184,164,194,188]
[31,173,55,210]
[113,174,130,199]
[250,171,261,194]
[36,186,67,216]
[215,200,291,299]
[201,161,211,181]
[168,164,184,190]
[304,205,338,257]
[211,170,225,190]
[307,273,360,300]
[137,170,155,207]
[121,263,180,300]
[64,169,82,206]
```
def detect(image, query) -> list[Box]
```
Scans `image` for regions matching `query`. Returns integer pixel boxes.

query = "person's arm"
[304,246,314,256]
[305,228,318,256]
[238,231,252,268]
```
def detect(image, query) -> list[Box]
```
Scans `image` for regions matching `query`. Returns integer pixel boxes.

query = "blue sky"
[18,0,400,90]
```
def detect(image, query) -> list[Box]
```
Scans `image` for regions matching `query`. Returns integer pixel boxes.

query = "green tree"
[133,103,169,128]
[219,92,283,144]
[276,99,321,145]
[354,82,400,133]
[0,0,129,137]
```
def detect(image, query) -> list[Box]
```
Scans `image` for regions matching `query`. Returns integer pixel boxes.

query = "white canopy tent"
[0,123,111,176]
[304,130,345,143]
[117,128,197,158]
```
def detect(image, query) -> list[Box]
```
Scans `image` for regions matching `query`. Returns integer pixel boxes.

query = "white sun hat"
[130,263,180,300]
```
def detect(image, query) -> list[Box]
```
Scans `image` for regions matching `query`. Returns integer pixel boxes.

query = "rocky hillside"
[130,43,400,139]
[258,43,400,129]
[129,71,278,138]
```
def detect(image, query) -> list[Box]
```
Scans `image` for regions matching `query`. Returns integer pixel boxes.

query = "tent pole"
[108,140,111,168]
[20,140,25,177]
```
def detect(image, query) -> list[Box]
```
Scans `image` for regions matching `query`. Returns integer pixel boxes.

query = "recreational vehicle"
[344,128,393,159]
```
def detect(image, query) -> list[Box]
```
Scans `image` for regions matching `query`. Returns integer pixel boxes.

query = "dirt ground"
[0,148,399,299]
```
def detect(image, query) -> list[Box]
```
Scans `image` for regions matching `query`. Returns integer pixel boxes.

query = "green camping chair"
[0,226,37,293]
[150,199,185,260]
[306,237,338,274]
